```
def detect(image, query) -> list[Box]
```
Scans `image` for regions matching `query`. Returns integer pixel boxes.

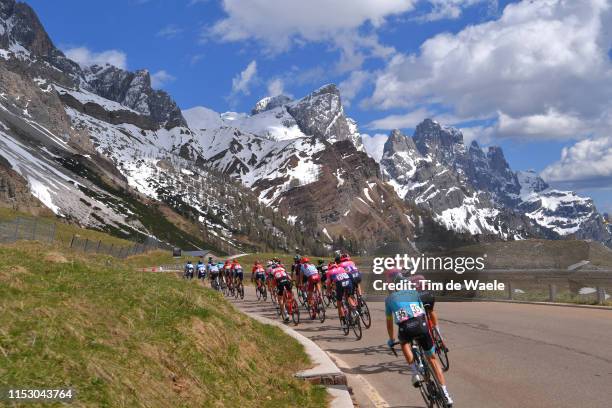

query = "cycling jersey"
[301,263,320,291]
[253,265,266,281]
[197,262,206,278]
[327,264,353,299]
[209,264,220,274]
[273,266,291,296]
[385,290,434,355]
[301,263,319,278]
[340,260,361,284]
[232,263,244,280]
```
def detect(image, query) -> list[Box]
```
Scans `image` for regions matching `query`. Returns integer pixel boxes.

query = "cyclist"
[408,274,446,344]
[196,259,206,280]
[300,257,321,317]
[252,260,266,291]
[291,255,301,280]
[184,260,194,279]
[272,260,292,322]
[385,271,453,406]
[224,260,233,290]
[326,259,356,322]
[208,262,220,289]
[339,253,362,297]
[232,259,244,289]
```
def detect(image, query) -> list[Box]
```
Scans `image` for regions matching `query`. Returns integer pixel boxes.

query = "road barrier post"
[549,284,557,302]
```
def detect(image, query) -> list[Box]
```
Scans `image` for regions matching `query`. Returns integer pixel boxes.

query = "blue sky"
[28,0,612,213]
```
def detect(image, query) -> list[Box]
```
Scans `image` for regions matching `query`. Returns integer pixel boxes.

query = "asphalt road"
[231,287,612,408]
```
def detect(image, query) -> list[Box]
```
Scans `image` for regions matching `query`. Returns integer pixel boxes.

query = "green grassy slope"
[0,242,326,407]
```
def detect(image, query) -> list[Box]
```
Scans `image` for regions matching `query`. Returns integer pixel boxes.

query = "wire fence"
[0,217,167,258]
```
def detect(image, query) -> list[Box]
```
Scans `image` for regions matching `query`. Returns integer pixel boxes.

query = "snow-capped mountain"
[380,120,610,243]
[0,0,420,253]
[1,0,608,253]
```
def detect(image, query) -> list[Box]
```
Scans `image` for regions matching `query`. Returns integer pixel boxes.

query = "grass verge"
[0,242,327,407]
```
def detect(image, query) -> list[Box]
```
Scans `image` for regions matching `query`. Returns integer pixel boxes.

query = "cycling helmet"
[340,253,350,262]
[294,255,300,262]
[334,254,341,263]
[318,259,324,265]
[300,256,310,264]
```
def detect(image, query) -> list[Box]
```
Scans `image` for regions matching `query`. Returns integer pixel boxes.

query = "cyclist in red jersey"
[272,261,292,322]
[223,260,233,289]
[252,260,266,290]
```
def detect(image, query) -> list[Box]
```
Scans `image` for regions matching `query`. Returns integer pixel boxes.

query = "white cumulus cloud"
[361,133,389,162]
[365,0,612,141]
[231,60,258,96]
[64,46,127,69]
[150,70,176,88]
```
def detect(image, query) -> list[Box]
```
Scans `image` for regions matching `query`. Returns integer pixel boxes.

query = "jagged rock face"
[286,84,352,141]
[251,95,292,115]
[277,140,417,251]
[86,65,186,128]
[381,121,611,243]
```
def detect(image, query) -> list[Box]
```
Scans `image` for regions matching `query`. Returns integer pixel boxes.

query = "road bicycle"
[307,286,326,323]
[355,291,371,329]
[389,340,451,408]
[339,292,362,340]
[255,279,267,301]
[296,283,308,308]
[427,317,449,371]
[210,274,221,291]
[280,285,300,325]
[234,278,244,300]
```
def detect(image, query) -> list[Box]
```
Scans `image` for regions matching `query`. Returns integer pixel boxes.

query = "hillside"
[0,242,326,407]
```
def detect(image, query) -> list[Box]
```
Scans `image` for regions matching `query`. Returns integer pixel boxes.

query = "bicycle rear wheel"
[291,299,300,325]
[434,333,450,372]
[256,286,262,300]
[350,310,362,340]
[262,286,267,301]
[359,298,371,329]
[318,300,326,323]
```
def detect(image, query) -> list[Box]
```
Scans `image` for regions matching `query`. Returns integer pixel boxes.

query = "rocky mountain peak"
[0,0,55,57]
[413,118,464,158]
[285,82,352,142]
[251,94,292,115]
[486,146,511,173]
[383,129,417,155]
[86,65,186,128]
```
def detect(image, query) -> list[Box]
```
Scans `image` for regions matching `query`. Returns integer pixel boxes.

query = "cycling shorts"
[307,273,321,292]
[335,278,354,300]
[351,271,362,285]
[234,269,244,280]
[419,290,435,312]
[276,277,292,296]
[398,315,435,356]
[255,272,266,281]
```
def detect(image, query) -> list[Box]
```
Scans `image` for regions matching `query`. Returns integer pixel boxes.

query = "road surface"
[230,287,612,408]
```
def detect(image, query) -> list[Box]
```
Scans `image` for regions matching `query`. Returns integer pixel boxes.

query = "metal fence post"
[507,282,513,300]
[84,238,89,252]
[96,240,101,253]
[549,283,557,302]
[69,235,75,248]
